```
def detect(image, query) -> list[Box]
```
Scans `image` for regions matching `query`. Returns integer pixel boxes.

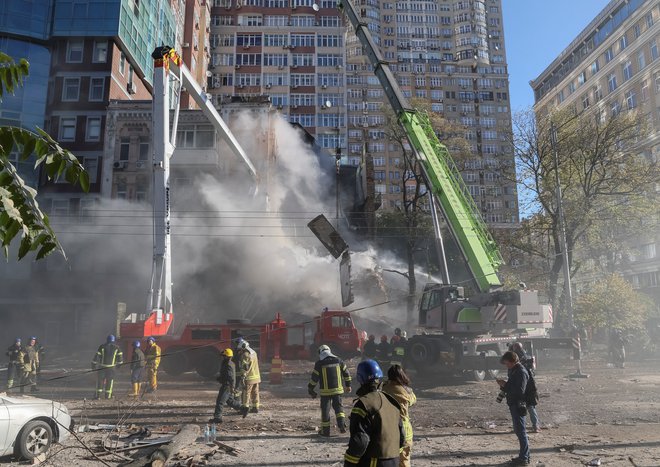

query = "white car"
[0,393,73,460]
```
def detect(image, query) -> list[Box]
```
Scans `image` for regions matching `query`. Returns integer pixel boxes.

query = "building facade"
[530,0,660,306]
[207,0,518,225]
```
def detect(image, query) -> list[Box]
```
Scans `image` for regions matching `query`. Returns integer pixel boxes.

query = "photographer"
[497,351,530,466]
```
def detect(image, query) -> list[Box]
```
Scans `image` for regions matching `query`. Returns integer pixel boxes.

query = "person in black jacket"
[510,343,540,432]
[497,351,530,466]
[362,335,377,360]
[210,348,237,423]
[308,345,352,436]
[343,359,404,467]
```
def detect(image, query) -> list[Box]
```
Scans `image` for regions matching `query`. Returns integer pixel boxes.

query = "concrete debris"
[587,458,602,466]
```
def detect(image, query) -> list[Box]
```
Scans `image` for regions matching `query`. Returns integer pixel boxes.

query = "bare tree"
[507,107,658,328]
[376,101,471,324]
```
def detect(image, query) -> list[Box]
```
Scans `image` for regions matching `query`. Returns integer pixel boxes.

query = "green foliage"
[0,54,88,260]
[575,274,654,332]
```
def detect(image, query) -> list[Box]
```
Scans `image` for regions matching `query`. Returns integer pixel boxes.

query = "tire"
[194,349,221,379]
[15,420,53,460]
[162,349,189,376]
[409,339,437,371]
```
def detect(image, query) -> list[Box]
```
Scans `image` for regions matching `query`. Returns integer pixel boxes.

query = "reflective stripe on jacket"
[308,355,351,396]
[381,381,416,444]
[146,344,161,369]
[94,343,124,368]
[243,348,261,384]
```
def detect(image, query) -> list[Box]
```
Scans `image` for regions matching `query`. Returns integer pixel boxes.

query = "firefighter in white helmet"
[308,344,352,436]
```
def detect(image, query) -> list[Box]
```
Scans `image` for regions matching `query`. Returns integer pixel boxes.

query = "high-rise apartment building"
[208,0,518,225]
[530,0,659,306]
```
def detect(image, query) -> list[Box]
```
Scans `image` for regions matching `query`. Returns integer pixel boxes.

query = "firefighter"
[238,340,260,417]
[362,335,377,360]
[390,335,405,369]
[22,337,40,393]
[145,336,161,392]
[92,335,124,399]
[382,365,417,467]
[129,340,146,397]
[210,348,236,423]
[232,337,246,408]
[33,337,45,377]
[390,328,402,344]
[308,344,352,436]
[343,359,404,467]
[6,338,23,392]
[376,335,391,370]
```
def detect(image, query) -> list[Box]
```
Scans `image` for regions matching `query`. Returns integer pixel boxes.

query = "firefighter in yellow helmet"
[210,348,236,423]
[308,344,352,436]
[238,340,260,417]
[145,337,161,393]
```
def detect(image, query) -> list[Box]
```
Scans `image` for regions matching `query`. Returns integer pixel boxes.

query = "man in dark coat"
[210,348,237,423]
[497,351,530,466]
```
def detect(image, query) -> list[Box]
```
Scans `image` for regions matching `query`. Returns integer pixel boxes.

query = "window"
[604,47,614,63]
[89,77,104,101]
[67,40,84,63]
[625,90,637,110]
[93,41,108,63]
[622,61,633,81]
[59,117,76,141]
[85,117,102,141]
[62,78,80,101]
[619,35,627,52]
[119,138,130,160]
[51,199,70,216]
[119,53,126,75]
[607,73,617,92]
[581,94,590,110]
[82,157,98,183]
[638,50,647,70]
[642,243,657,259]
[651,39,659,61]
[139,141,150,161]
[590,59,599,75]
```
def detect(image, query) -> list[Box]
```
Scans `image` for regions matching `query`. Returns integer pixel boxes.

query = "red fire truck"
[121,309,364,379]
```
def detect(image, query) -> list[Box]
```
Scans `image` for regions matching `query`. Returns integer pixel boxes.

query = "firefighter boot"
[129,383,139,397]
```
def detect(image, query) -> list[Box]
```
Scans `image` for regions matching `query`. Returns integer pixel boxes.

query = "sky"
[502,0,613,112]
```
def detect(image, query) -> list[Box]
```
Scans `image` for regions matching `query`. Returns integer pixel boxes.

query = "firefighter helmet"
[380,335,388,343]
[107,334,116,343]
[368,334,375,341]
[147,336,156,344]
[394,328,402,336]
[29,336,37,341]
[133,340,141,348]
[401,331,407,338]
[356,359,383,385]
[222,348,233,358]
[318,344,332,360]
[239,340,250,350]
[14,337,21,344]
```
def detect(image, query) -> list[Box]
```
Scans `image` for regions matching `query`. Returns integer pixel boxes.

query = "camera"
[517,400,528,416]
[496,389,505,403]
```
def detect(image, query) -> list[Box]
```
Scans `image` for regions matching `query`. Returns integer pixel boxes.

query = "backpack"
[525,372,539,406]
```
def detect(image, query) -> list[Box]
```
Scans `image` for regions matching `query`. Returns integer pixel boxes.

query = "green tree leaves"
[0,54,88,260]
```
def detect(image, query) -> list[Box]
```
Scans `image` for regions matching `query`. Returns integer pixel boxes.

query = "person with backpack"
[510,343,540,432]
[497,351,531,466]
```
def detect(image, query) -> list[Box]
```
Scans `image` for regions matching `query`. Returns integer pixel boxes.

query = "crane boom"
[339,0,502,292]
[121,46,258,339]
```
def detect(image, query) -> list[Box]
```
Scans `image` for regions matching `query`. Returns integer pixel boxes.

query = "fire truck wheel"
[195,349,221,379]
[162,349,188,376]
[409,339,437,371]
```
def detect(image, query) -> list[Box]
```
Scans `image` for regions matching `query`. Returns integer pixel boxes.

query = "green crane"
[338,0,503,293]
